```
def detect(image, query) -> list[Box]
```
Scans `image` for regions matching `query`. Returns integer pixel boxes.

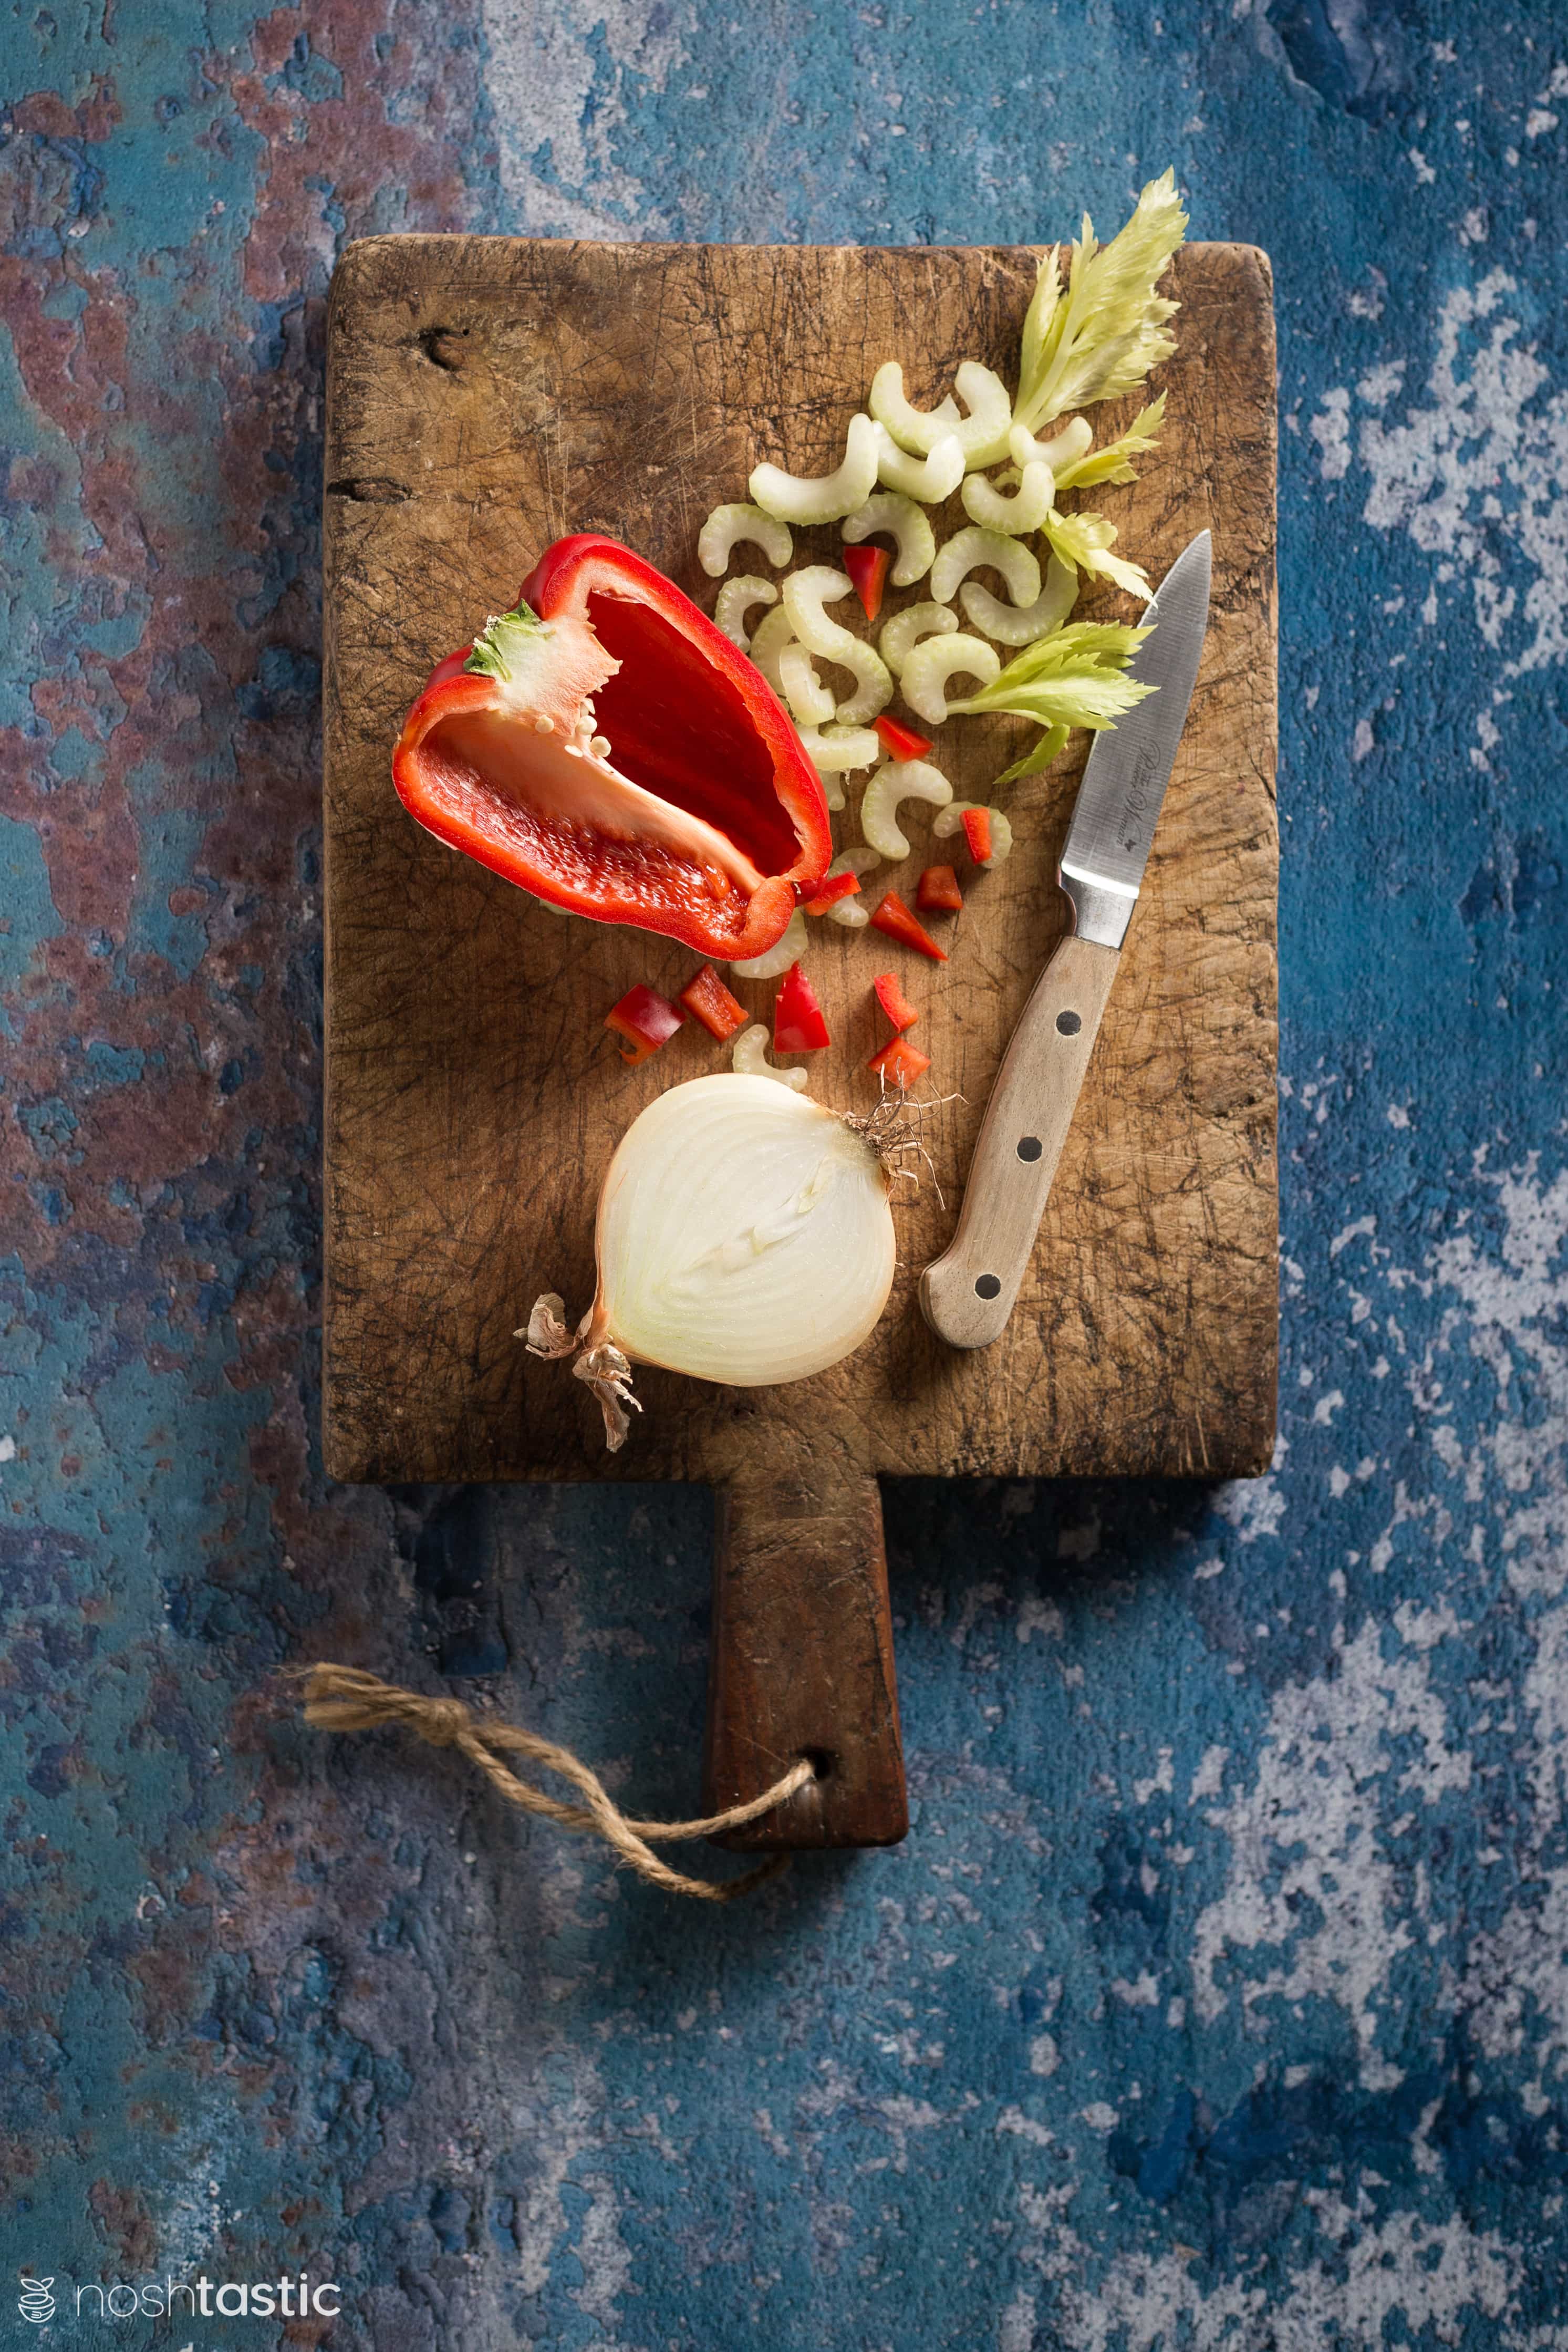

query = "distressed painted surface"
[2,1,1565,2343]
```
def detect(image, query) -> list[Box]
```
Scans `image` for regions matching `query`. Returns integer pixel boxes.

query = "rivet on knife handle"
[919,935,1120,1348]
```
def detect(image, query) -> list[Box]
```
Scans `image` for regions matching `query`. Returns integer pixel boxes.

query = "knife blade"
[919,529,1212,1350]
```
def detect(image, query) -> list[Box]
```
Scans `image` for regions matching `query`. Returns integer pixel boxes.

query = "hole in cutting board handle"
[799,1748,835,1784]
[974,1274,1002,1301]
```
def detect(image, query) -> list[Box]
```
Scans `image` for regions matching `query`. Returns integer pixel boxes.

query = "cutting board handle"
[702,1463,908,1850]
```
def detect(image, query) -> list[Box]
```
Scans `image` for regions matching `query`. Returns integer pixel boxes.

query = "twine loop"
[290,1665,813,1903]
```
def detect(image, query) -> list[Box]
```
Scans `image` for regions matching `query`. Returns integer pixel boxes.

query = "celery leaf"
[1014,172,1187,433]
[1042,510,1154,603]
[952,621,1157,734]
[1050,395,1167,492]
[992,722,1071,790]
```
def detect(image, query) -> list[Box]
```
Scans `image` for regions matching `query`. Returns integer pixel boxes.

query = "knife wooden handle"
[921,932,1121,1349]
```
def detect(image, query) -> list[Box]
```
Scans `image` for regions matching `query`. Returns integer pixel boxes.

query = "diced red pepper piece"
[874,713,933,763]
[843,543,891,624]
[605,982,685,1065]
[678,962,749,1042]
[774,961,831,1052]
[393,534,832,961]
[869,889,948,962]
[916,863,963,913]
[872,972,919,1033]
[961,806,993,864]
[803,871,861,915]
[867,1036,931,1090]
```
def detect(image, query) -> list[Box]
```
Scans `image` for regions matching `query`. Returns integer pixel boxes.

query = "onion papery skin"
[590,1074,895,1387]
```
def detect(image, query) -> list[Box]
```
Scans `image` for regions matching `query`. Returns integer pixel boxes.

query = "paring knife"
[920,529,1213,1350]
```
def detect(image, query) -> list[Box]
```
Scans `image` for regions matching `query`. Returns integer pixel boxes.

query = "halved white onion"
[525,1076,898,1444]
[598,1076,895,1384]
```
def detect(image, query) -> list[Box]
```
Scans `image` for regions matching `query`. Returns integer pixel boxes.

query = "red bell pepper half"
[960,806,993,864]
[678,962,749,1042]
[916,864,963,913]
[874,712,933,763]
[803,870,861,915]
[774,962,831,1052]
[867,1036,931,1090]
[869,890,948,963]
[843,543,890,623]
[871,971,919,1033]
[392,534,832,961]
[605,983,685,1065]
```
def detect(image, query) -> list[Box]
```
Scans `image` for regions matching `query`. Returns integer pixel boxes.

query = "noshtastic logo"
[16,2274,344,2326]
[17,2278,55,2326]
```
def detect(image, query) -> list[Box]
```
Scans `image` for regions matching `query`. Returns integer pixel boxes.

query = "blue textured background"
[4,2,1567,2343]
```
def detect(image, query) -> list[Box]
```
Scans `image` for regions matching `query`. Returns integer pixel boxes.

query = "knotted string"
[290,1666,813,1902]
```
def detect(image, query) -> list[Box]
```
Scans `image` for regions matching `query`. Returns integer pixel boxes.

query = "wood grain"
[322,237,1278,1492]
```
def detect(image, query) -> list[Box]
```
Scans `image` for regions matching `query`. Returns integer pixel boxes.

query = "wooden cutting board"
[322,236,1278,1850]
